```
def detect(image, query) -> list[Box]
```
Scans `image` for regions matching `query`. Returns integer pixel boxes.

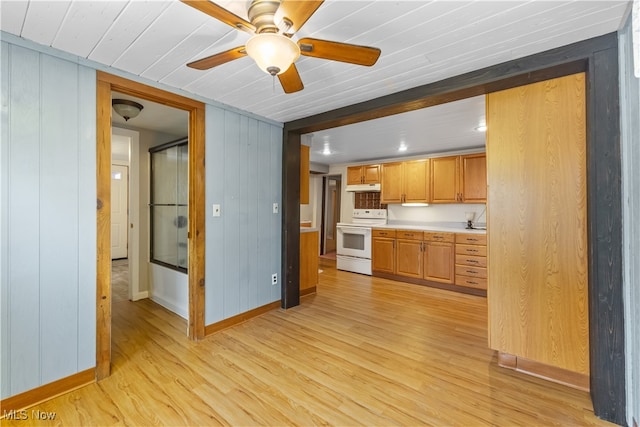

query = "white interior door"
[111,164,129,259]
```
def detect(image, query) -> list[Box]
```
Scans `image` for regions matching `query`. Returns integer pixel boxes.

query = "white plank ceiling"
[1,0,631,164]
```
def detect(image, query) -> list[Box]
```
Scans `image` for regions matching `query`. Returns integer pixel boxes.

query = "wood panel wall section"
[486,73,589,383]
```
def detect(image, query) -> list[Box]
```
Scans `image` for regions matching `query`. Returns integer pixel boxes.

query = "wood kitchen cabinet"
[372,229,396,274]
[371,228,486,297]
[423,232,455,284]
[455,233,487,290]
[460,153,487,203]
[395,230,423,279]
[347,164,380,185]
[380,159,430,204]
[431,154,486,203]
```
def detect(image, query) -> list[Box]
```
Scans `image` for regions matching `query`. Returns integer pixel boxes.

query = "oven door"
[337,225,372,259]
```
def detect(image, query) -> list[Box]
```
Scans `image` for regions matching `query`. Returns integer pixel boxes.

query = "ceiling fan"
[181,0,381,93]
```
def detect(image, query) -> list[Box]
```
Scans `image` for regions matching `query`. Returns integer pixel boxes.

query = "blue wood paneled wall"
[205,106,282,324]
[0,43,97,398]
[0,38,284,400]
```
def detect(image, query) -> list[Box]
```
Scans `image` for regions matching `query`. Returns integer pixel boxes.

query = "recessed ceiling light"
[398,144,407,152]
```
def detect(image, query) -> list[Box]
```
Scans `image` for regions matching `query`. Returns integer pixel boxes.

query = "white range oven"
[336,209,387,275]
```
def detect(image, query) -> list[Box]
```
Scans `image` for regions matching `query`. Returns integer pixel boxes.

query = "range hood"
[345,183,381,192]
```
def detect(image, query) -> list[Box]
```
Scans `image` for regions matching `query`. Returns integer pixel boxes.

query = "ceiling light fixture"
[245,33,300,76]
[475,124,487,132]
[398,143,407,152]
[112,99,144,121]
[322,145,332,156]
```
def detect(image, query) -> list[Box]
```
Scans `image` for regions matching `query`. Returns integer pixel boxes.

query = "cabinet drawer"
[455,234,487,245]
[455,265,487,278]
[373,229,396,238]
[455,275,487,290]
[455,244,487,257]
[423,232,454,243]
[455,254,487,268]
[396,230,423,240]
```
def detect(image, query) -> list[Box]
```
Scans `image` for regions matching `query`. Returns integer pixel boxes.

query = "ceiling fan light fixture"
[245,33,300,76]
[112,99,143,121]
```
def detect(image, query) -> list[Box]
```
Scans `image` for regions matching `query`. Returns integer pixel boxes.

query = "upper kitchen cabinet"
[460,153,487,203]
[347,164,380,185]
[431,156,459,203]
[431,154,486,203]
[300,144,310,204]
[381,159,430,204]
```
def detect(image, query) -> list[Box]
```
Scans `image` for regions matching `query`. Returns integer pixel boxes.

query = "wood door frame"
[282,33,624,424]
[96,71,206,380]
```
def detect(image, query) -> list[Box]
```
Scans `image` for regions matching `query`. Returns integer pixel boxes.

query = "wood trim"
[498,352,590,392]
[204,301,281,336]
[95,71,205,110]
[300,286,316,297]
[283,32,623,424]
[0,369,95,413]
[497,352,517,369]
[96,72,207,380]
[188,103,206,340]
[96,79,112,380]
[372,271,486,297]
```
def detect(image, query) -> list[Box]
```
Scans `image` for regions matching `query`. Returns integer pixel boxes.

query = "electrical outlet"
[271,273,278,285]
[273,203,279,214]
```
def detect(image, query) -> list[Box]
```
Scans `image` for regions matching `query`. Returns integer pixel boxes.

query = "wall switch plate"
[273,203,279,214]
[271,273,278,285]
[212,204,221,217]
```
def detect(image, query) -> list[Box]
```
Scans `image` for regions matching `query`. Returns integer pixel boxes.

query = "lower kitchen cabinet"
[423,232,455,284]
[371,228,486,296]
[455,233,487,290]
[395,230,424,279]
[372,229,396,274]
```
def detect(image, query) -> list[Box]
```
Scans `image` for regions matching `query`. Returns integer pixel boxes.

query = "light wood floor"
[2,259,614,426]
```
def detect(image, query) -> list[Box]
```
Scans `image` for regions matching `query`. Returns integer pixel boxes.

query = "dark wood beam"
[281,131,301,309]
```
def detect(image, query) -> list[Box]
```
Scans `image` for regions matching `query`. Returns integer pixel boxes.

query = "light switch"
[212,204,221,217]
[273,203,279,214]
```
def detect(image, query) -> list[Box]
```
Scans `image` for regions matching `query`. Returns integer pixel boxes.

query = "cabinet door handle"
[468,249,478,252]
[466,270,477,274]
[466,259,479,264]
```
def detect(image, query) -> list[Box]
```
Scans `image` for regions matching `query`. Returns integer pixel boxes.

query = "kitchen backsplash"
[354,191,387,209]
[387,203,486,225]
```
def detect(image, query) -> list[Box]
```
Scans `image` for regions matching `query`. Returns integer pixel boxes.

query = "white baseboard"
[132,291,148,301]
[150,295,188,320]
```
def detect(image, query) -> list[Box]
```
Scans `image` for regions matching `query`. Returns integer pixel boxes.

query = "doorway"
[321,175,341,257]
[96,71,206,380]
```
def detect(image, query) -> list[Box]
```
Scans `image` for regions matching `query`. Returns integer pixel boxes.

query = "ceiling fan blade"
[187,46,247,70]
[277,1,323,35]
[181,0,255,33]
[298,38,381,66]
[278,63,304,94]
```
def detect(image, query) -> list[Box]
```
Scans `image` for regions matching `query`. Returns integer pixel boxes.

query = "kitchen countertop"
[300,227,319,234]
[374,221,487,235]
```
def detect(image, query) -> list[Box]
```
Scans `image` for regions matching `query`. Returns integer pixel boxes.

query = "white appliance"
[345,183,381,192]
[336,209,387,275]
